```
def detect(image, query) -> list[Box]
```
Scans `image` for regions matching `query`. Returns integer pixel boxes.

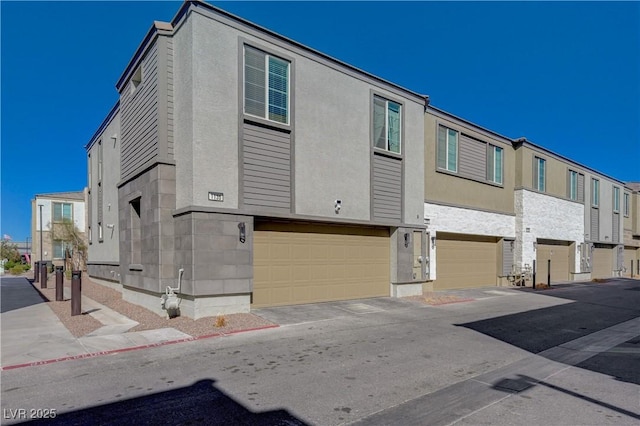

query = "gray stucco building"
[87,0,429,318]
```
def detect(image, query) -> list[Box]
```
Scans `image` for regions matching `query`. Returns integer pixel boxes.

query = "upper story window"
[373,95,402,154]
[437,125,458,172]
[591,178,600,207]
[88,153,92,190]
[244,45,290,125]
[130,66,142,94]
[533,157,546,192]
[53,202,73,222]
[624,192,630,217]
[613,186,620,212]
[487,145,503,184]
[98,141,103,182]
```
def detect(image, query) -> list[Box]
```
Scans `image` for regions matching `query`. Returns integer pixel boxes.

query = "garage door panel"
[253,223,390,307]
[536,243,570,283]
[592,247,613,279]
[435,235,497,290]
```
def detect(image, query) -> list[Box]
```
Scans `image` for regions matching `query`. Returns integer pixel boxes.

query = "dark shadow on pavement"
[23,379,309,425]
[458,279,640,385]
[0,277,46,313]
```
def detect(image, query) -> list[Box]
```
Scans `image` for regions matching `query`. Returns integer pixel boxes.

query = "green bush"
[9,264,27,275]
[4,260,16,271]
[23,263,31,271]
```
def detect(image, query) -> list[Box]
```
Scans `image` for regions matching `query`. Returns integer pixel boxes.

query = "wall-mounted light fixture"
[431,236,436,249]
[404,232,410,248]
[238,222,246,243]
[334,200,342,214]
[106,224,115,229]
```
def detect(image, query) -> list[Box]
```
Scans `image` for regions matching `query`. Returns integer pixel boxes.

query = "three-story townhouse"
[623,183,640,276]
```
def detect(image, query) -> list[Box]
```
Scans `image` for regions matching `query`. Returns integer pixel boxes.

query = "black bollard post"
[34,261,40,283]
[532,260,536,290]
[547,259,551,287]
[71,270,82,316]
[55,266,64,301]
[631,260,634,279]
[41,262,48,289]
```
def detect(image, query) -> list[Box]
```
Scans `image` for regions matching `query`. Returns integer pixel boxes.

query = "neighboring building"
[87,0,428,318]
[31,191,87,270]
[424,107,517,290]
[86,102,121,283]
[623,183,640,276]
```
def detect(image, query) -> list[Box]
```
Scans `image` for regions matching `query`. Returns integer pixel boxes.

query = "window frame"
[487,144,503,185]
[591,178,600,207]
[52,202,73,223]
[437,125,459,173]
[373,94,403,155]
[243,45,291,125]
[568,169,578,201]
[624,192,630,217]
[534,156,546,192]
[613,186,620,213]
[53,240,71,260]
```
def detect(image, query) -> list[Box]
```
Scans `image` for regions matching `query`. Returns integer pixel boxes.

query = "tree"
[51,219,87,271]
[1,237,20,262]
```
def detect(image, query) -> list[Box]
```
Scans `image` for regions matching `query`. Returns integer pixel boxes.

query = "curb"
[0,324,279,371]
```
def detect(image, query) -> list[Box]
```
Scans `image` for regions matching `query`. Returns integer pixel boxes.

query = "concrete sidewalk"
[0,276,190,369]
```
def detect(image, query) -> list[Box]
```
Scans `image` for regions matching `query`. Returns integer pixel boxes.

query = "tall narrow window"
[244,46,290,124]
[568,170,578,200]
[98,141,103,182]
[624,192,630,217]
[437,126,458,172]
[534,157,546,192]
[487,145,503,184]
[591,178,600,207]
[88,153,92,189]
[373,95,402,154]
[130,198,142,265]
[613,186,620,212]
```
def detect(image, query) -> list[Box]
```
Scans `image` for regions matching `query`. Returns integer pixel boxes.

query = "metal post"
[631,260,634,279]
[71,271,82,316]
[40,262,48,289]
[38,204,44,264]
[34,261,40,283]
[547,259,551,287]
[55,266,64,301]
[532,260,536,290]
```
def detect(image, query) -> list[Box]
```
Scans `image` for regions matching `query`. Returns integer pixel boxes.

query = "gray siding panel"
[372,153,402,221]
[613,213,620,243]
[459,134,486,181]
[577,173,585,202]
[502,239,515,276]
[242,122,291,211]
[121,42,159,180]
[591,207,599,241]
[167,38,174,159]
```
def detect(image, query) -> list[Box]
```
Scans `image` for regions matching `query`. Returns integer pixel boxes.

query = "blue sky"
[1,1,639,242]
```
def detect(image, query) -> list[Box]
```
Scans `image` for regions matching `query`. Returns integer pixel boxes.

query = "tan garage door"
[536,240,570,283]
[253,222,390,307]
[434,233,498,290]
[592,246,613,279]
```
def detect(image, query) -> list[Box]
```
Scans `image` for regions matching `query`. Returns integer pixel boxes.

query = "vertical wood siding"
[372,153,402,221]
[502,238,515,276]
[591,207,599,240]
[577,173,585,202]
[166,38,174,159]
[458,134,487,181]
[120,42,159,180]
[242,123,291,211]
[613,213,620,243]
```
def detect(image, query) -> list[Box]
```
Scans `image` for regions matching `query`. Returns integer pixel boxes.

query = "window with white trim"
[534,157,546,192]
[53,202,73,222]
[487,145,503,184]
[591,178,600,207]
[613,186,620,212]
[568,170,578,200]
[373,95,402,154]
[437,125,458,172]
[624,192,630,217]
[53,241,71,259]
[244,45,290,124]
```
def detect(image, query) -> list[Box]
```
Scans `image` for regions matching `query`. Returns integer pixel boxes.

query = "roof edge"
[85,101,120,151]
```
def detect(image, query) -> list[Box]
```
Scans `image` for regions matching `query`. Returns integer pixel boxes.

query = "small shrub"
[23,263,31,271]
[215,315,227,328]
[4,260,16,271]
[9,265,26,275]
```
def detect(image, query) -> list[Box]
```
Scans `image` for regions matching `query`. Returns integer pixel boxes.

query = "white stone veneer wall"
[515,189,585,274]
[424,202,516,281]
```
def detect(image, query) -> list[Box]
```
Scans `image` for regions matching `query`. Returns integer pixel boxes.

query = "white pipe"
[166,268,185,295]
